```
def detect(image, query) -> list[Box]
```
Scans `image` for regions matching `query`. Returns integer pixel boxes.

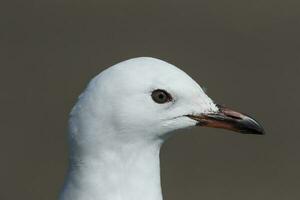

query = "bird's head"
[70,57,264,145]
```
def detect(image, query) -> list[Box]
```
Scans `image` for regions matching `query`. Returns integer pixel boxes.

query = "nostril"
[228,114,242,120]
[222,108,244,120]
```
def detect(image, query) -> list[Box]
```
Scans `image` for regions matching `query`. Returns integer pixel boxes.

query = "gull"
[59,57,264,200]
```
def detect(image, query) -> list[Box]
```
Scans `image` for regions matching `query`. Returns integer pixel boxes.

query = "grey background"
[1,0,299,199]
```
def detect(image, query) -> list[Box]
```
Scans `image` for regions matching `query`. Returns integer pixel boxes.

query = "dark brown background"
[1,0,299,199]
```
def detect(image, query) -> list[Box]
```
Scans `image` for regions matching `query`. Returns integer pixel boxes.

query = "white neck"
[60,136,164,200]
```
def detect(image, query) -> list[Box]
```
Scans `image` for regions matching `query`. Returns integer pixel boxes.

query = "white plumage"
[59,57,264,200]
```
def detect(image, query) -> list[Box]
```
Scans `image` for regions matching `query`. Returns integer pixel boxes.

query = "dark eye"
[151,89,172,104]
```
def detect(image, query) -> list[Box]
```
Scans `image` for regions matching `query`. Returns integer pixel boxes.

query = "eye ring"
[151,89,173,104]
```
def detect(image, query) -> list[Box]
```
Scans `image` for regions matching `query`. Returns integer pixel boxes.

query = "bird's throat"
[60,139,164,200]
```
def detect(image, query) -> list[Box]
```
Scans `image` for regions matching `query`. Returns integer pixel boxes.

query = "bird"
[59,57,264,200]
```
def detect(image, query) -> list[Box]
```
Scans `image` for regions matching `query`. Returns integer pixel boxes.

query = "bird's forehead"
[103,57,202,94]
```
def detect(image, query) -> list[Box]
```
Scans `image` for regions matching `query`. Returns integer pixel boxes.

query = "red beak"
[187,104,265,135]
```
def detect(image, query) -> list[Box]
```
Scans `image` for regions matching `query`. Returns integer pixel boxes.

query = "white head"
[69,57,263,153]
[61,57,264,200]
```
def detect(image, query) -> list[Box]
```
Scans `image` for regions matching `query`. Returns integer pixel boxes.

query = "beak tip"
[242,128,265,135]
[254,126,266,135]
[257,127,266,135]
[238,118,265,135]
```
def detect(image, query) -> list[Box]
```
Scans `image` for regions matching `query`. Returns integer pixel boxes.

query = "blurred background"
[1,0,299,199]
